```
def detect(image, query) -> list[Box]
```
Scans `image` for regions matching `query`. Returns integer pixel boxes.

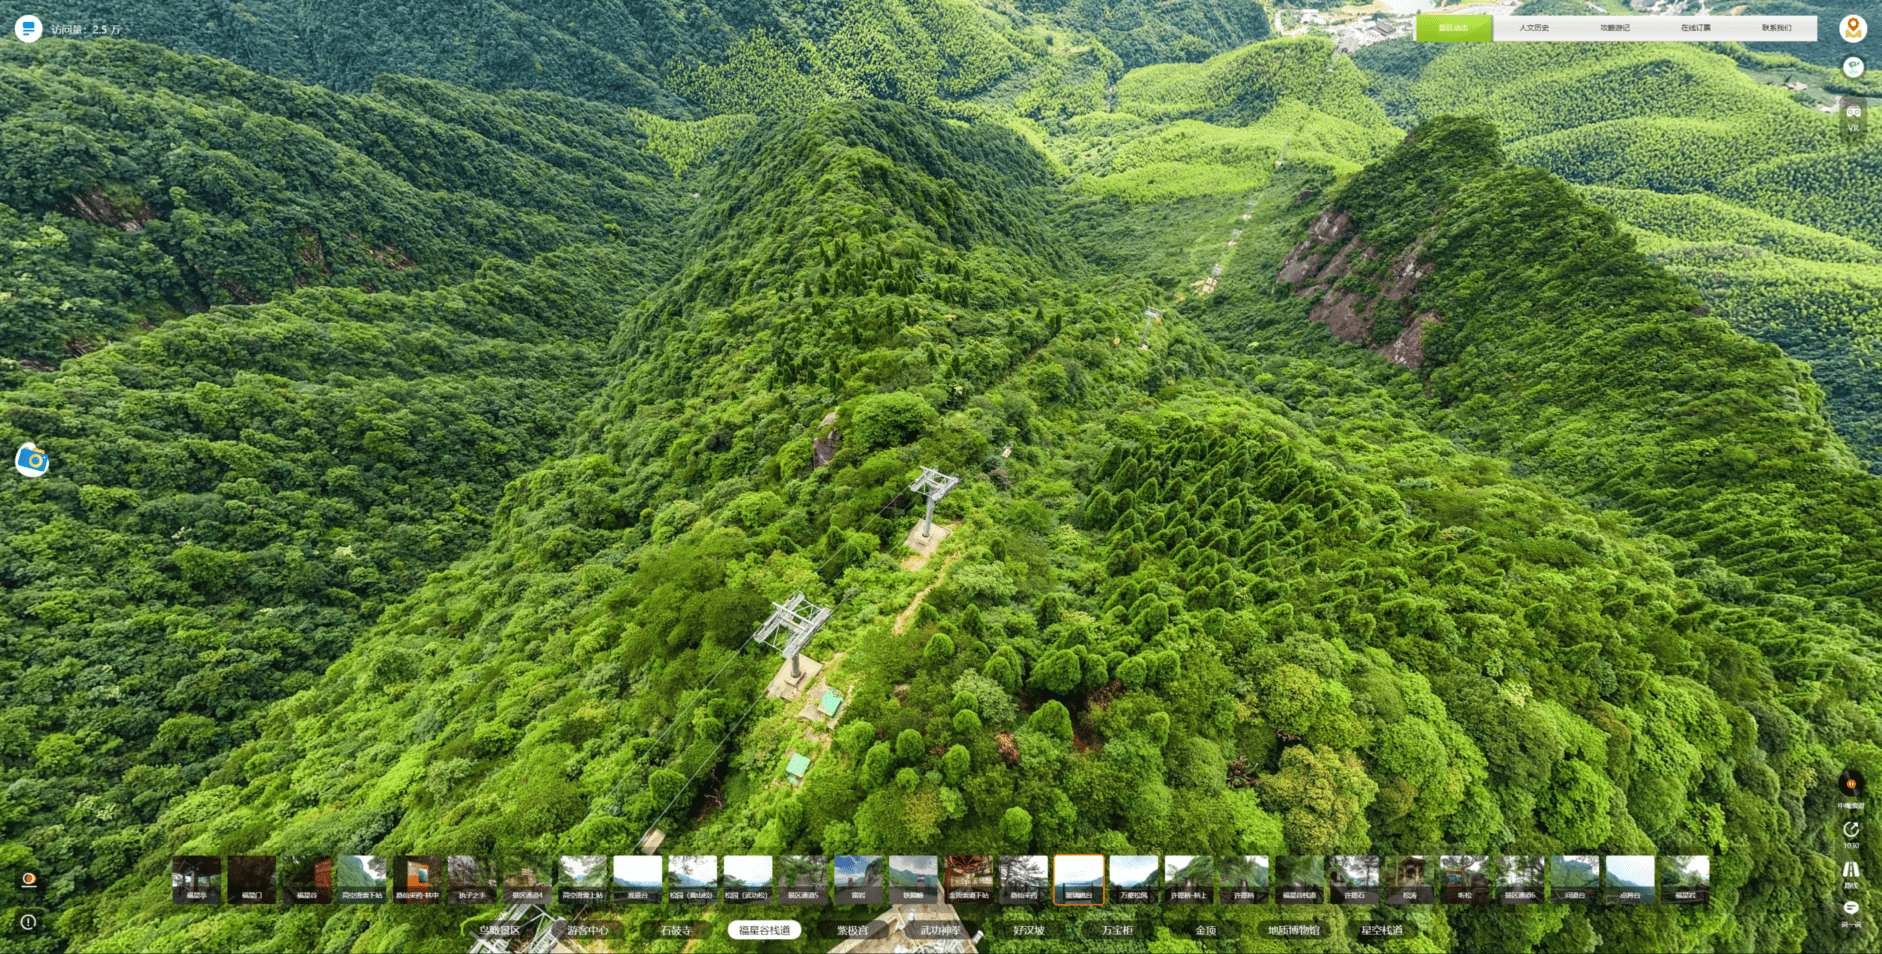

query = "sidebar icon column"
[1837,768,1866,934]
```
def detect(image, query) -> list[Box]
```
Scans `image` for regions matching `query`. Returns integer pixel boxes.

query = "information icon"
[1848,56,1867,79]
[1844,15,1868,42]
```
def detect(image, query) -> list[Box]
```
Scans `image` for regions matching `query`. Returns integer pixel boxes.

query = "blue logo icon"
[14,15,42,43]
[14,442,48,478]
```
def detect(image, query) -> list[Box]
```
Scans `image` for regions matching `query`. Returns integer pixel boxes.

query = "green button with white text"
[1416,15,1492,41]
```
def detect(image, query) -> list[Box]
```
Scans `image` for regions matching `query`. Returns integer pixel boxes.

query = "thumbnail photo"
[666,855,718,905]
[888,855,939,904]
[335,855,387,905]
[1108,855,1160,904]
[392,855,441,904]
[1550,855,1601,902]
[724,855,775,904]
[1662,855,1711,905]
[502,852,553,904]
[1385,855,1432,905]
[834,855,884,905]
[1440,855,1491,905]
[1498,855,1545,904]
[1330,855,1381,905]
[227,856,275,905]
[944,855,997,904]
[279,856,332,905]
[999,855,1047,905]
[1053,855,1103,905]
[1276,856,1326,905]
[778,855,830,905]
[171,856,221,905]
[446,856,498,905]
[557,855,609,904]
[1164,855,1215,904]
[1604,855,1655,905]
[1220,855,1270,904]
[612,855,663,904]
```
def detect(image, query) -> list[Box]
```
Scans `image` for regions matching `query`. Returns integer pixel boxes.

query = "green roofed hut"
[786,751,812,783]
[819,689,844,719]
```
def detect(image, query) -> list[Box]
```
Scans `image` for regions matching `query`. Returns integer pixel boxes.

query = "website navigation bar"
[1417,14,1818,42]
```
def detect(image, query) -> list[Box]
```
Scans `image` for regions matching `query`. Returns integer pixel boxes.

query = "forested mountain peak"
[1262,113,1882,692]
[647,98,1065,311]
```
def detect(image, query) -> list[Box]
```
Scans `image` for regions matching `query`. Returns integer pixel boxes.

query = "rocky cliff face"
[1276,207,1439,369]
[56,187,154,232]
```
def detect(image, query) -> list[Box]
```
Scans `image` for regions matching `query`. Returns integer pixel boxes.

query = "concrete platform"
[764,653,823,701]
[904,521,953,559]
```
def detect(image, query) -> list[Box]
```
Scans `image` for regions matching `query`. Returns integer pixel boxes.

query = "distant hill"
[1551,857,1601,889]
[38,0,1268,119]
[1606,869,1652,889]
[334,855,383,888]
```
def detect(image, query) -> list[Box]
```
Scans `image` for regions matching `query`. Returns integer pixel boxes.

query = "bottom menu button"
[729,920,803,941]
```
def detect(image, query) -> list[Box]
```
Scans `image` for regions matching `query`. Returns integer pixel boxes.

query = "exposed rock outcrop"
[1276,207,1441,369]
[57,188,155,232]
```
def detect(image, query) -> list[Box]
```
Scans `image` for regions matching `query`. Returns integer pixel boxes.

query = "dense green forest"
[1,5,1879,954]
[38,0,1268,116]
